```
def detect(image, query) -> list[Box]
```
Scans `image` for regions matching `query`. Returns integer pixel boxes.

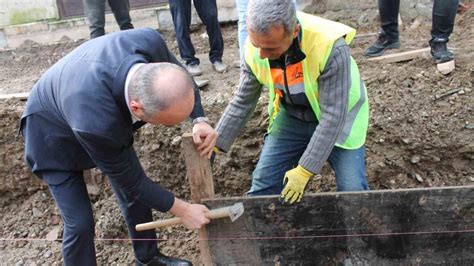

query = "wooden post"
[181,133,214,265]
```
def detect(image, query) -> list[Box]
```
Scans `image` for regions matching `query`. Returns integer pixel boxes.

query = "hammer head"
[228,202,245,222]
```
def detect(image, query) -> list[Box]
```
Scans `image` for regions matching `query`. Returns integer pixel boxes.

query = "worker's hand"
[192,122,218,158]
[280,165,313,204]
[170,198,210,230]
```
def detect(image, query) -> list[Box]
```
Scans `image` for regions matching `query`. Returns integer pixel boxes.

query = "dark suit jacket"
[21,28,204,212]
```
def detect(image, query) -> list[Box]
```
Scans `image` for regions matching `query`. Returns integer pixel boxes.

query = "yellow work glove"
[281,165,313,204]
[210,147,220,165]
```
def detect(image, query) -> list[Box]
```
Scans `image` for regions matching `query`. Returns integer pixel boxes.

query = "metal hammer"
[135,202,244,231]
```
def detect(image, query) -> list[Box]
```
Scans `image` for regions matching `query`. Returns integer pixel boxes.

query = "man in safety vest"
[214,0,370,204]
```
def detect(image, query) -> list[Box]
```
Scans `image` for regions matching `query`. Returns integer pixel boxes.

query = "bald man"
[20,29,216,266]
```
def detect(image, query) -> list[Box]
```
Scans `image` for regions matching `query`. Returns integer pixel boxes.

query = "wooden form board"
[0,92,29,100]
[203,186,474,265]
[367,48,430,63]
[0,81,208,101]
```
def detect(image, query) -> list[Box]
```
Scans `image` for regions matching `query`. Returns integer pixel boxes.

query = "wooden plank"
[181,133,214,265]
[0,82,207,101]
[0,92,29,100]
[203,186,474,265]
[367,48,430,63]
[354,32,378,39]
[0,80,210,100]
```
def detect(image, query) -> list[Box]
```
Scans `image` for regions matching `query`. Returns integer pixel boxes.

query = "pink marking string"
[1,228,473,242]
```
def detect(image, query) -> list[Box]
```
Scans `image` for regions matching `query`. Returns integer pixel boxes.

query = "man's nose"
[259,49,269,59]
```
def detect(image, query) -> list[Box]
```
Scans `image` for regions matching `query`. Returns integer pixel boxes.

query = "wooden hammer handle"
[135,207,230,231]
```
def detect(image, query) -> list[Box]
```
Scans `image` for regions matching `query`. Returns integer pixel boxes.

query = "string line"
[1,228,473,242]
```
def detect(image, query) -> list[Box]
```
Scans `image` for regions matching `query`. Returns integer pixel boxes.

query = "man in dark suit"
[20,28,218,266]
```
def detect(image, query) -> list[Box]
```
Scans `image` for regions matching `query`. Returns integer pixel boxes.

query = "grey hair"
[247,0,297,35]
[128,62,193,117]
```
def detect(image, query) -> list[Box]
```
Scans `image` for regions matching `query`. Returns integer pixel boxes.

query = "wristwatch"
[192,117,209,124]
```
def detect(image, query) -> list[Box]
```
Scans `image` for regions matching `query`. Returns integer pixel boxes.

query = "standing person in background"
[365,0,459,63]
[83,0,134,39]
[168,0,227,76]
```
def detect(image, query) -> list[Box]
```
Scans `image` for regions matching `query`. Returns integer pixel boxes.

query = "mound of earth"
[0,7,472,264]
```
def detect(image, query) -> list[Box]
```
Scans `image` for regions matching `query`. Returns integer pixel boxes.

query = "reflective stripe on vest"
[245,11,369,149]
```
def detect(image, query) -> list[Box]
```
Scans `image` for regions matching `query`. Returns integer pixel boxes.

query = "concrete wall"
[0,0,237,29]
[0,0,455,49]
[0,0,58,27]
[1,7,164,49]
[0,0,438,28]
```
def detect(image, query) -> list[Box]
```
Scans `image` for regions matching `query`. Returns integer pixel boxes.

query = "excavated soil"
[0,7,473,265]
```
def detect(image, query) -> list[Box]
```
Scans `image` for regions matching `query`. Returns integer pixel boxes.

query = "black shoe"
[429,37,454,63]
[136,253,192,266]
[364,32,400,57]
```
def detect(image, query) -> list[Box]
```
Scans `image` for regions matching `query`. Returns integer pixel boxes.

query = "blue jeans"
[44,171,159,265]
[247,109,368,196]
[169,0,224,65]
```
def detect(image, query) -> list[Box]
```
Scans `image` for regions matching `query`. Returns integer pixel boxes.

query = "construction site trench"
[0,6,473,265]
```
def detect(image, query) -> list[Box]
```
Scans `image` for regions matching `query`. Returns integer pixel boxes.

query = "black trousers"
[169,0,224,65]
[378,0,459,40]
[41,170,160,265]
[83,0,134,38]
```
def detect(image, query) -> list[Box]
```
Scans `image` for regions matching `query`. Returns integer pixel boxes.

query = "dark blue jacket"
[21,28,204,212]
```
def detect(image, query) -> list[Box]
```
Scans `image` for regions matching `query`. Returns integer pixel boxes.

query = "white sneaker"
[212,60,227,73]
[186,64,202,76]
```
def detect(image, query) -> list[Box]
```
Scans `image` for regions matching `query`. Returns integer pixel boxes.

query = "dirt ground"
[0,7,473,265]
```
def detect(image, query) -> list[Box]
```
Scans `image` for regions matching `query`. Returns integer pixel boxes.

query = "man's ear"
[130,100,143,112]
[293,24,301,39]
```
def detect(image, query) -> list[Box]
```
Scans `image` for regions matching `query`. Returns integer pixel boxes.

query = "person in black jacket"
[20,28,217,266]
[365,0,459,63]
